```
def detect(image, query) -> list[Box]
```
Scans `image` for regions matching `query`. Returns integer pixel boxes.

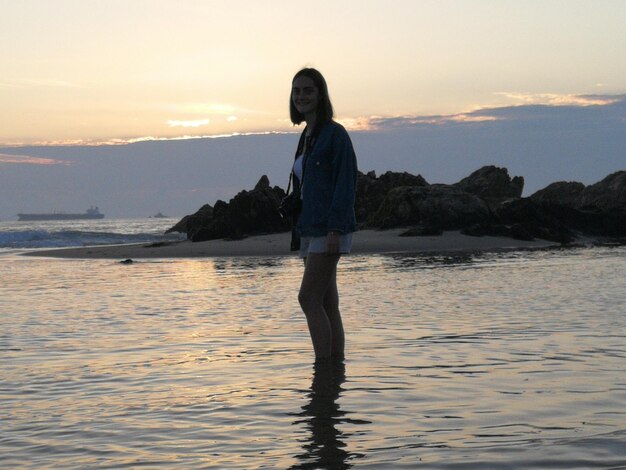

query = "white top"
[293,154,304,185]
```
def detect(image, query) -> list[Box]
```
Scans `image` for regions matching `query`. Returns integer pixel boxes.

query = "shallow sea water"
[1,247,625,469]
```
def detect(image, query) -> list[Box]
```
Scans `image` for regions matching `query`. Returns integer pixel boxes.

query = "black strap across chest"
[287,127,319,196]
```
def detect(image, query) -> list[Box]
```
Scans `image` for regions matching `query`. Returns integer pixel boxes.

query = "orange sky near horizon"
[2,0,626,146]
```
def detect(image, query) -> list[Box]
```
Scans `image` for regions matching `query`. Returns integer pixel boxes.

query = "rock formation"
[364,166,522,234]
[454,165,524,205]
[529,171,626,215]
[529,181,586,208]
[356,170,428,226]
[165,203,214,239]
[577,171,626,213]
[167,166,626,245]
[167,175,289,242]
[369,185,490,230]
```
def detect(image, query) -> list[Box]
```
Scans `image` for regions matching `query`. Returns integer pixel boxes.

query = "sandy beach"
[23,229,559,259]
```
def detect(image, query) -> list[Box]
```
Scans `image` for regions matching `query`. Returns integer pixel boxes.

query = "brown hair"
[289,68,334,129]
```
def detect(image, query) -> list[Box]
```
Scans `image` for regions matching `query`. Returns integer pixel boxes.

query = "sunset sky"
[2,0,626,146]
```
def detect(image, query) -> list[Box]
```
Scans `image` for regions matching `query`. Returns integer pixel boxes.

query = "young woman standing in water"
[288,68,358,360]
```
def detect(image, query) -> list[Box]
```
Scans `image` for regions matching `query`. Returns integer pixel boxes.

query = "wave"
[0,229,184,249]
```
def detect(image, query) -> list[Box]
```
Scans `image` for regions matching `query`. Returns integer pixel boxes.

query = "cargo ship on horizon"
[17,206,105,221]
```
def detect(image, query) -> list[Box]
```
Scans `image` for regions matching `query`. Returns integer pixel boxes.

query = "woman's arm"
[327,126,358,234]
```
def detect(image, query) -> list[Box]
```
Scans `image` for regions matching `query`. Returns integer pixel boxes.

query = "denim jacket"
[296,121,358,237]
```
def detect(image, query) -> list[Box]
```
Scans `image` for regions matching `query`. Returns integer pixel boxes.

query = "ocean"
[0,218,184,252]
[1,219,625,469]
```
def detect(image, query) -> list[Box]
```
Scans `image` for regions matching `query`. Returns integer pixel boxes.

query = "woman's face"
[292,76,320,116]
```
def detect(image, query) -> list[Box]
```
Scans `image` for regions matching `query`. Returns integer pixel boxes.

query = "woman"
[288,68,358,360]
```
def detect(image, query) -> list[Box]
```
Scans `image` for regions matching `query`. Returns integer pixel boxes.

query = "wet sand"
[23,229,559,259]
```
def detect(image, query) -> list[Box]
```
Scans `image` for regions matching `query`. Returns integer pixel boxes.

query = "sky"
[1,0,625,219]
[2,0,626,145]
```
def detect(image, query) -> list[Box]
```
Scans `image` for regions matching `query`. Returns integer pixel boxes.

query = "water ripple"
[1,247,625,468]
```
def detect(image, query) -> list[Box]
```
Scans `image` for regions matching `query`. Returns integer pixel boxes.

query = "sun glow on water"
[2,247,625,467]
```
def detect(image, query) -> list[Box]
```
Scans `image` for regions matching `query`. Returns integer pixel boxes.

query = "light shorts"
[299,232,353,258]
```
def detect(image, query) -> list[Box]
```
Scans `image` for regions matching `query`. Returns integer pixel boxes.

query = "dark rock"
[454,165,524,203]
[166,166,626,246]
[165,203,214,238]
[190,176,290,242]
[508,223,535,241]
[530,181,586,208]
[528,172,626,238]
[254,174,271,190]
[165,175,290,242]
[378,170,429,187]
[356,170,428,226]
[529,171,626,216]
[164,217,188,235]
[494,199,576,243]
[559,206,626,237]
[212,200,229,218]
[578,171,626,213]
[369,185,490,231]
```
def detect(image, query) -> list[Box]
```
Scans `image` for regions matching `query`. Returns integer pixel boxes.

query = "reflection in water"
[390,252,475,267]
[383,251,487,271]
[290,360,355,469]
[2,248,625,468]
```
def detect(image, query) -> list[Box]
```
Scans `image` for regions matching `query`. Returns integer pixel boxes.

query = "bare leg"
[298,253,341,359]
[323,268,345,359]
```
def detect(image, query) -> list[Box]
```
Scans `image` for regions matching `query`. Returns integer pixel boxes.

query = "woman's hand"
[326,231,340,254]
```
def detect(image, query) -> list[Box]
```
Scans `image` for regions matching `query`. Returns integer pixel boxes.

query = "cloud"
[493,92,619,107]
[336,117,376,131]
[448,114,498,123]
[0,153,71,165]
[367,93,626,130]
[365,114,499,129]
[1,131,297,148]
[5,93,624,148]
[167,119,210,128]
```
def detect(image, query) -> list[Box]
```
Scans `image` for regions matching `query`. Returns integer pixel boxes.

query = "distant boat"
[17,206,105,221]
